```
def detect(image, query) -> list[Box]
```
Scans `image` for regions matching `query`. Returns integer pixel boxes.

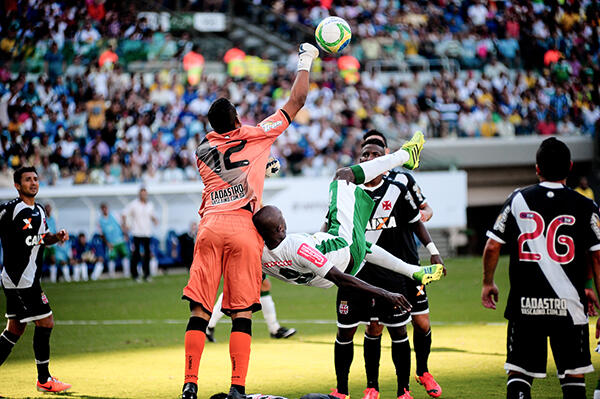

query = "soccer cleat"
[397,389,414,399]
[270,326,297,339]
[36,376,71,393]
[412,264,444,285]
[226,386,246,399]
[401,131,425,170]
[182,382,198,399]
[329,389,350,399]
[206,327,216,343]
[362,387,380,399]
[416,372,442,398]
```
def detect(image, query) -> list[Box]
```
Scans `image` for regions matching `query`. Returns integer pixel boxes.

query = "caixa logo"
[25,234,46,246]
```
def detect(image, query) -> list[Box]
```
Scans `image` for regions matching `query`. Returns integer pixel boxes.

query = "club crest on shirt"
[339,301,349,315]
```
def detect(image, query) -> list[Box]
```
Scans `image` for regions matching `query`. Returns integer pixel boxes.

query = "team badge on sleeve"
[591,213,600,240]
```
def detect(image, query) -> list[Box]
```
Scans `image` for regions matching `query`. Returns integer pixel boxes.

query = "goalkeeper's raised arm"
[281,43,319,121]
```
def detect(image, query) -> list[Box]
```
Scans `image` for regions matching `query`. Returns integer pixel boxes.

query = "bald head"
[253,205,286,248]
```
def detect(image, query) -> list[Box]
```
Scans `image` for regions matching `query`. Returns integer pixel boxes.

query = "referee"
[0,166,71,393]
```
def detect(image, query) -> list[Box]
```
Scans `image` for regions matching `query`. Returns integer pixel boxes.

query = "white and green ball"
[265,157,280,177]
[315,16,352,54]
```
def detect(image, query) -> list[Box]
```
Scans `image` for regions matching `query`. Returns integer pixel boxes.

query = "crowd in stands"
[0,0,598,184]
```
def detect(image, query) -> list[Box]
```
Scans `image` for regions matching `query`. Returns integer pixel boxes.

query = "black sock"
[231,384,245,395]
[596,378,600,390]
[391,337,411,396]
[334,338,353,395]
[33,327,52,383]
[507,374,532,399]
[560,376,586,399]
[363,333,381,390]
[0,330,20,366]
[414,328,431,376]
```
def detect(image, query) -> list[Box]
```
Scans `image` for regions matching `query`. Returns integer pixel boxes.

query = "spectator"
[575,177,595,201]
[99,203,131,278]
[122,188,157,282]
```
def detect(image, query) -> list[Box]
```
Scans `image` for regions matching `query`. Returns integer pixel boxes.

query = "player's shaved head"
[363,129,387,148]
[208,98,239,134]
[253,205,286,247]
[536,137,571,181]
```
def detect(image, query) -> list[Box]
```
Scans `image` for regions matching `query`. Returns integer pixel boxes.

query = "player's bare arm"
[43,229,69,245]
[324,266,412,312]
[281,43,318,121]
[411,220,445,273]
[482,238,502,310]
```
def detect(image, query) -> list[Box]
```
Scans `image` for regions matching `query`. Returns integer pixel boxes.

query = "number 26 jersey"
[487,182,600,325]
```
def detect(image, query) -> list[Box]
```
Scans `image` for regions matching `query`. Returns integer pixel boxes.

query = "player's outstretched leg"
[412,265,444,285]
[400,131,425,170]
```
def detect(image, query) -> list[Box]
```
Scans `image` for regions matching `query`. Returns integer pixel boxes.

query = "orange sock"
[229,331,252,387]
[184,330,206,384]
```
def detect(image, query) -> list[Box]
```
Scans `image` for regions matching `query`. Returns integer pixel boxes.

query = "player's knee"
[336,327,357,342]
[261,278,271,291]
[387,326,407,341]
[7,320,26,336]
[365,322,384,337]
[231,317,252,335]
[34,315,54,329]
[186,316,208,333]
[412,314,430,333]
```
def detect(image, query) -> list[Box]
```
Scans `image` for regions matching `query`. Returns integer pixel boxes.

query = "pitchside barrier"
[0,171,467,254]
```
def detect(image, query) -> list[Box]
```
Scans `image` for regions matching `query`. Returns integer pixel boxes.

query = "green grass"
[0,256,598,398]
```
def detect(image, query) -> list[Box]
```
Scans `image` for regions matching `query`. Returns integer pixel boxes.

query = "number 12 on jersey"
[518,211,575,264]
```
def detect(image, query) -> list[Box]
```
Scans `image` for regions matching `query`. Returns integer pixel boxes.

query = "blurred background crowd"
[0,0,599,186]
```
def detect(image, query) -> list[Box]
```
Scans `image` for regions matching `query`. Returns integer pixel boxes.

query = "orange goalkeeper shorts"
[182,209,263,315]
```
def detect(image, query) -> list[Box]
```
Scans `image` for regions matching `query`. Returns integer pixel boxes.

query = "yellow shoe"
[36,376,71,393]
[400,131,425,170]
[412,264,444,285]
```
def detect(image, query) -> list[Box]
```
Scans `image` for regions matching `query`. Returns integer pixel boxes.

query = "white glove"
[297,43,319,72]
[265,156,281,177]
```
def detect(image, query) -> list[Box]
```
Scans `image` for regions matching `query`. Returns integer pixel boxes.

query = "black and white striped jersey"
[356,177,421,286]
[487,182,600,325]
[387,170,427,208]
[0,198,50,289]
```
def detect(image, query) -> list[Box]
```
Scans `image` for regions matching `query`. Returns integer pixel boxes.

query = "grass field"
[1,256,599,398]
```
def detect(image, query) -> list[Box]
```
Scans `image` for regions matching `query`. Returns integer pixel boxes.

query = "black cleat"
[206,327,216,343]
[226,386,246,399]
[270,326,297,339]
[182,382,198,399]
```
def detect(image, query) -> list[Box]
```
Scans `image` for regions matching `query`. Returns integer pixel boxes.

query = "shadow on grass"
[298,339,505,357]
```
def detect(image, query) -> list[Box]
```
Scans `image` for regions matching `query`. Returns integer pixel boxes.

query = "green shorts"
[109,242,129,260]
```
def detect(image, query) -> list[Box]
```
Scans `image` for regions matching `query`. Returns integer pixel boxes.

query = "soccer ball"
[315,17,352,54]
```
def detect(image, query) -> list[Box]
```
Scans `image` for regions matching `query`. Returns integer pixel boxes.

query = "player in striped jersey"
[0,166,71,393]
[483,137,600,399]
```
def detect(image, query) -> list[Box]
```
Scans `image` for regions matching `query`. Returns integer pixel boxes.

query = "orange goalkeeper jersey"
[195,109,290,217]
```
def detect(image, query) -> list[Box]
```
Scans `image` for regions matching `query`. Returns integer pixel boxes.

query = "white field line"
[54,319,507,326]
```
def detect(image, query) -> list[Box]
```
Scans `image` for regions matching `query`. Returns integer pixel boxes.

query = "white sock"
[72,264,81,282]
[91,262,103,280]
[61,265,71,282]
[150,257,158,276]
[208,293,225,329]
[260,294,281,335]
[49,265,57,283]
[80,263,89,281]
[353,149,409,184]
[364,244,421,277]
[108,260,116,278]
[122,258,131,278]
[594,389,600,399]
